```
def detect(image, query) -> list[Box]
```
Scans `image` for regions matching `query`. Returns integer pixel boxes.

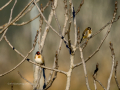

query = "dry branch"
[0,0,13,11]
[106,42,115,90]
[114,61,120,90]
[18,71,33,86]
[0,30,39,77]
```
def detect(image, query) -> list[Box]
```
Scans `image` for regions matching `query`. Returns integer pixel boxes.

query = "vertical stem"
[65,54,74,90]
[79,46,91,90]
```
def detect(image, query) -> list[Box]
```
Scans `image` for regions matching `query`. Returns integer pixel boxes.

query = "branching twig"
[73,0,118,68]
[0,0,17,41]
[0,0,34,34]
[46,0,69,87]
[44,51,59,90]
[0,30,39,77]
[12,0,50,26]
[73,22,112,68]
[93,77,106,90]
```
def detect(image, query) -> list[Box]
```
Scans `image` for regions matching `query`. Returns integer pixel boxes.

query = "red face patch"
[36,51,40,55]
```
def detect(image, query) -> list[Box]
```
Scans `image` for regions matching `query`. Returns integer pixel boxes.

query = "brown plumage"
[80,27,92,43]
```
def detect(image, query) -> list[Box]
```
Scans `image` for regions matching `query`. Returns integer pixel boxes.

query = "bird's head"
[87,27,91,30]
[36,51,40,55]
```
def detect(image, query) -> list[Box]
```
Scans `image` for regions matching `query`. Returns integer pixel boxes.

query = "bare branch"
[74,8,117,68]
[0,30,39,77]
[46,0,69,86]
[71,0,84,18]
[0,0,13,11]
[0,0,17,41]
[18,71,33,86]
[114,61,120,90]
[44,51,59,90]
[93,77,106,90]
[12,0,50,26]
[93,80,97,90]
[52,1,62,34]
[106,42,115,90]
[79,46,91,90]
[0,0,34,34]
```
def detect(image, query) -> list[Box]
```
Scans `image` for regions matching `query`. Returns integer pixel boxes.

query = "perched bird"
[34,51,46,89]
[80,27,92,43]
[35,51,44,65]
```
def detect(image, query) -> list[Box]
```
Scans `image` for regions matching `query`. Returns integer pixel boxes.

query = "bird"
[80,27,92,43]
[35,51,44,65]
[34,51,46,89]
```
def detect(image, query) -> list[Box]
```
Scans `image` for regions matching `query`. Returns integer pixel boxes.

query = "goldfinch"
[34,51,46,89]
[80,27,92,43]
[35,51,44,65]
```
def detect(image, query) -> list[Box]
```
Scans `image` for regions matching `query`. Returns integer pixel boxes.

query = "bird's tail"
[42,68,46,89]
[80,37,83,43]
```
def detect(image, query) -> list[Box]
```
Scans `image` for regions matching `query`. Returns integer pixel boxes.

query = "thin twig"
[52,1,62,35]
[114,61,120,90]
[0,0,34,34]
[74,0,119,68]
[0,30,39,77]
[93,77,106,90]
[14,0,40,22]
[106,42,115,90]
[71,0,84,18]
[46,0,68,86]
[44,51,59,90]
[74,10,117,68]
[29,60,67,75]
[33,0,69,53]
[33,0,60,37]
[38,4,43,51]
[79,46,91,90]
[18,71,33,86]
[93,80,97,90]
[33,0,59,53]
[0,0,17,41]
[4,31,66,75]
[12,0,50,26]
[0,0,13,11]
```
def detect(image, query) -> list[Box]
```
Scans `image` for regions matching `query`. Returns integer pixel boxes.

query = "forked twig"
[0,0,17,41]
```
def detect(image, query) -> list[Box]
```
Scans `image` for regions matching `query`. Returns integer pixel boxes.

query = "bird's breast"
[35,55,43,64]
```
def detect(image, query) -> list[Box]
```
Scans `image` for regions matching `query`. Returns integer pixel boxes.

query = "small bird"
[80,27,92,43]
[34,51,46,89]
[35,51,44,65]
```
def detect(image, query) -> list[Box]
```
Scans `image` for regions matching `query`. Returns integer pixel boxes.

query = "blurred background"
[0,0,120,90]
